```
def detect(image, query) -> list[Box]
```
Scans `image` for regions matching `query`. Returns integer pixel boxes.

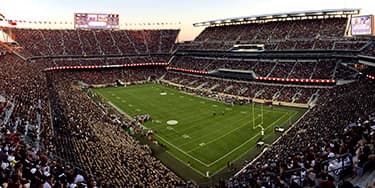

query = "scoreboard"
[351,15,374,36]
[74,13,119,29]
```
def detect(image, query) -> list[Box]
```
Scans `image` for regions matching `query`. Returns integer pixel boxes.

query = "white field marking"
[153,134,210,167]
[166,126,175,131]
[206,112,290,167]
[182,134,191,139]
[154,120,161,124]
[225,108,232,111]
[212,105,218,107]
[179,96,184,98]
[189,99,193,101]
[231,111,300,177]
[165,151,207,177]
[116,96,121,99]
[128,104,133,107]
[121,100,126,103]
[240,111,247,114]
[111,93,115,96]
[199,143,206,146]
[184,110,270,152]
[135,109,141,112]
[200,101,205,104]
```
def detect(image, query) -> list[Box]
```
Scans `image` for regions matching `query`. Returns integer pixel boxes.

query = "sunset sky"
[1,0,374,41]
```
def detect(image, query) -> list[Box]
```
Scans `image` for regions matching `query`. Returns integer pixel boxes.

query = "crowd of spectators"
[33,55,171,67]
[46,69,184,187]
[163,71,320,104]
[177,18,371,51]
[169,56,357,80]
[227,78,375,187]
[1,20,374,187]
[0,53,187,187]
[12,29,179,57]
[361,41,375,57]
[0,46,7,56]
[47,66,166,85]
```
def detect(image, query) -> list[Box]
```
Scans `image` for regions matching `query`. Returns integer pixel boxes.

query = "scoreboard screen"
[74,13,119,29]
[351,15,374,35]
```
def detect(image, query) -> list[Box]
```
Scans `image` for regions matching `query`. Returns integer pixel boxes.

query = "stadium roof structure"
[193,8,361,27]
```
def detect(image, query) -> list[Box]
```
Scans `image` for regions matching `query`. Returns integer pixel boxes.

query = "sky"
[1,0,375,41]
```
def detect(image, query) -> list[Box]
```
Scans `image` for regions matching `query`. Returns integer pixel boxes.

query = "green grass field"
[93,83,305,180]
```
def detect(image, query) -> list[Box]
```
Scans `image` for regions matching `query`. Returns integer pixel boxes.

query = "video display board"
[351,15,374,35]
[74,13,119,29]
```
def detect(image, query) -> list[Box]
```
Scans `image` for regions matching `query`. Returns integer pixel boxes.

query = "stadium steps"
[291,90,302,103]
[223,85,233,93]
[331,61,340,79]
[197,82,208,89]
[167,55,176,65]
[255,89,264,98]
[109,31,123,54]
[272,90,281,101]
[2,100,15,126]
[309,61,319,79]
[308,90,320,106]
[359,40,374,51]
[188,80,199,86]
[75,30,86,55]
[12,51,27,61]
[92,31,104,55]
[141,30,150,53]
[349,169,375,188]
[266,61,278,78]
[286,61,297,78]
[159,73,167,80]
[239,87,248,95]
[208,84,220,91]
[38,30,55,55]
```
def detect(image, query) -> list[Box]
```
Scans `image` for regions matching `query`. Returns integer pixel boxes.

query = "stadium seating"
[2,10,375,187]
[12,29,179,57]
[163,71,319,104]
[227,79,375,187]
[169,56,358,80]
[177,18,371,51]
[0,51,184,187]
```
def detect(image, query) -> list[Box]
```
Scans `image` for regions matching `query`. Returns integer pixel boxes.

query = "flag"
[8,20,17,26]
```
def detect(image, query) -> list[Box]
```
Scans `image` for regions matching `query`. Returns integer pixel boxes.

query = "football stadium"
[1,0,375,187]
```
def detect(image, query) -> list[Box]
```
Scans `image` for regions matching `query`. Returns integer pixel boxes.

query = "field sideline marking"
[164,150,207,177]
[177,114,252,147]
[185,110,273,153]
[165,108,274,138]
[206,111,291,167]
[155,110,288,170]
[99,86,301,175]
[153,134,210,167]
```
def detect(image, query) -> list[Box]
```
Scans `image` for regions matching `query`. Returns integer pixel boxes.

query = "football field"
[92,83,305,178]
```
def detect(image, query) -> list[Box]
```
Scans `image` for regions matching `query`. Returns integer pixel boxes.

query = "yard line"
[206,112,291,167]
[164,151,207,178]
[153,134,210,167]
[177,115,251,148]
[185,110,272,153]
[165,108,265,138]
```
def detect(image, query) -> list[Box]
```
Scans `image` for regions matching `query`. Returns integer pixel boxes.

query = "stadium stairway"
[349,170,375,187]
[223,85,233,93]
[209,84,220,91]
[197,82,208,89]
